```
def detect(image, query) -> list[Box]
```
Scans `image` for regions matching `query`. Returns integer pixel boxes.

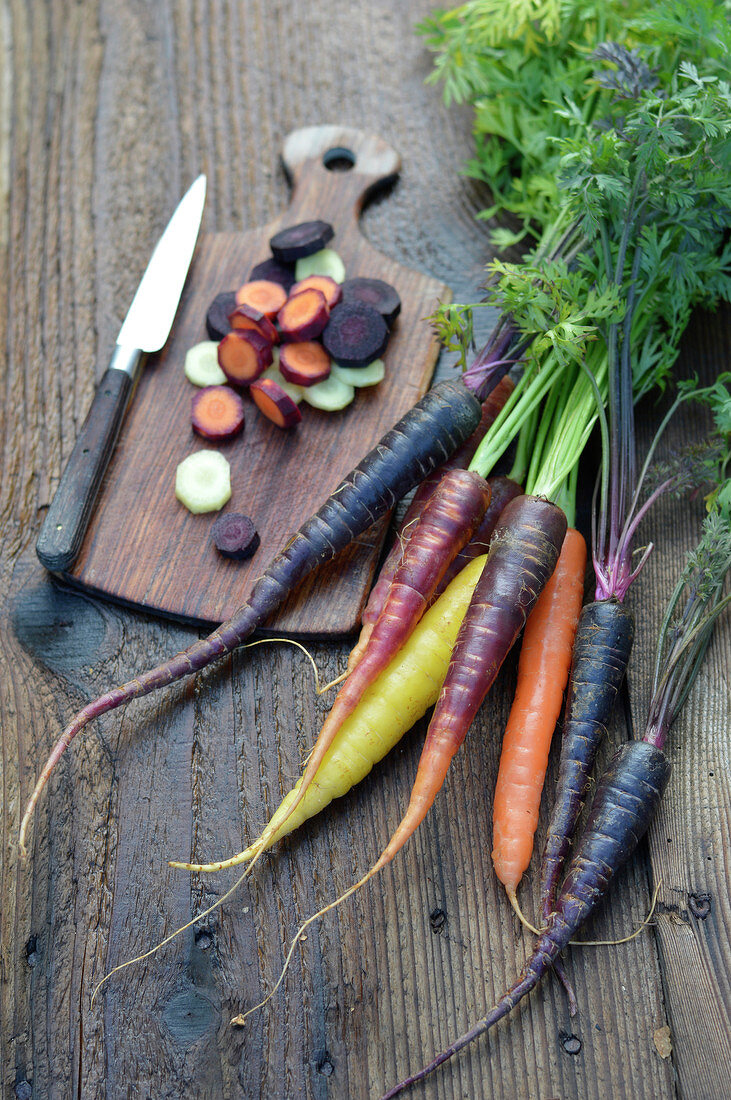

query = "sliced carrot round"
[234,279,288,319]
[289,274,342,310]
[277,287,329,342]
[250,377,303,429]
[191,386,246,441]
[279,341,331,386]
[217,329,273,386]
[228,303,279,344]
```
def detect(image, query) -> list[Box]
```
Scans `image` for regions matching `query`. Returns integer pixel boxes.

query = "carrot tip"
[167,850,250,873]
[506,889,540,936]
[317,669,349,694]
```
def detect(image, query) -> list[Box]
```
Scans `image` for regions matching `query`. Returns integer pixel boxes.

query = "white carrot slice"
[184,342,227,387]
[331,359,385,388]
[294,248,346,283]
[302,374,354,411]
[175,451,231,513]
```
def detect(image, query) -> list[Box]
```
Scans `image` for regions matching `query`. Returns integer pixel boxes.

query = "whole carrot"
[19,379,482,854]
[176,467,491,872]
[491,527,587,902]
[376,496,566,866]
[173,554,492,870]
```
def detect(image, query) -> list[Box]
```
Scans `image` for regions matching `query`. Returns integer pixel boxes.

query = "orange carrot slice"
[217,329,273,386]
[228,303,279,344]
[277,288,329,342]
[279,341,331,386]
[250,377,302,428]
[234,279,287,319]
[289,274,342,310]
[191,386,246,441]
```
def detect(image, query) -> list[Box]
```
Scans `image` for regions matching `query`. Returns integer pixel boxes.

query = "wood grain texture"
[62,123,449,633]
[0,3,727,1100]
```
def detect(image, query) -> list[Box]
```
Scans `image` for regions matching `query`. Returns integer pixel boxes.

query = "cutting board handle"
[280,125,401,225]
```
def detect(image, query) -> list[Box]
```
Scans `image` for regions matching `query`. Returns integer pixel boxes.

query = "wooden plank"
[0,2,727,1100]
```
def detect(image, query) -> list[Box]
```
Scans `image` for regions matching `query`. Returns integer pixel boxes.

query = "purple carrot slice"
[269,220,334,263]
[206,291,238,341]
[340,277,401,326]
[322,301,389,368]
[211,512,261,560]
[248,257,296,293]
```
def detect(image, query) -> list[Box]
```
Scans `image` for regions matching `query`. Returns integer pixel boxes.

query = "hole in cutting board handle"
[323,147,355,172]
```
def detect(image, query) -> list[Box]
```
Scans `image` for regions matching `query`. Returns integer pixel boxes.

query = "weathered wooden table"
[1,3,729,1099]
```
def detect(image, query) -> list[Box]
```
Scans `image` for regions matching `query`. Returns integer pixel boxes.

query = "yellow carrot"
[171,554,488,873]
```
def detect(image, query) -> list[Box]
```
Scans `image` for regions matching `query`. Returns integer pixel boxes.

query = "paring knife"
[36,175,207,573]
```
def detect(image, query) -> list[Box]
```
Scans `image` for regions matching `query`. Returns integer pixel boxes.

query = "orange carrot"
[279,341,331,386]
[217,329,273,385]
[250,377,302,429]
[289,274,342,309]
[228,303,279,344]
[491,527,587,901]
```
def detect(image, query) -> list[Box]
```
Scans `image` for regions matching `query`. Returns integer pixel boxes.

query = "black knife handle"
[37,367,135,573]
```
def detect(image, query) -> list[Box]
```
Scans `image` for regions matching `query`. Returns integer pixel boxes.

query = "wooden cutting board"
[61,125,450,636]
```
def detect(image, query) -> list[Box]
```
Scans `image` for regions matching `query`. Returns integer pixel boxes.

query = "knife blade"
[36,175,207,573]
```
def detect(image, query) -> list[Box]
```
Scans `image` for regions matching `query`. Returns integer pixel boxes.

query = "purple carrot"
[539,598,634,919]
[350,376,515,670]
[19,379,483,854]
[382,739,670,1099]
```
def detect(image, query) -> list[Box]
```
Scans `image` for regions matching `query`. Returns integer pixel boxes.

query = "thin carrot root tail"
[502,896,579,1020]
[346,623,373,674]
[380,955,548,1100]
[19,722,80,856]
[169,850,253,874]
[506,889,540,936]
[572,879,662,947]
[552,957,579,1018]
[90,862,254,1006]
[316,669,349,694]
[169,821,276,875]
[231,858,387,1027]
